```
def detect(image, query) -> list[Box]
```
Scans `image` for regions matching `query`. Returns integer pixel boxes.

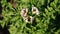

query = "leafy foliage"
[0,0,60,34]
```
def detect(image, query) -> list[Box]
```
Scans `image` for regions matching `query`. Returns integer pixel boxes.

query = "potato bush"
[0,0,60,34]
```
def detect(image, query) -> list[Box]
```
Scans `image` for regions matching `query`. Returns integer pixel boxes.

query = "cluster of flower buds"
[20,6,39,23]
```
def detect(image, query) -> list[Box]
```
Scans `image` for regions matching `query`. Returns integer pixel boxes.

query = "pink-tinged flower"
[32,6,39,15]
[20,7,28,19]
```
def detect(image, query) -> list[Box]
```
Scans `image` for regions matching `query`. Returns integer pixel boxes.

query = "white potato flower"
[32,6,39,15]
[25,16,34,23]
[20,7,28,19]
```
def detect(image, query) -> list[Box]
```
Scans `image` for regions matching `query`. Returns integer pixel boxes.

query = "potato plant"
[0,0,60,34]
